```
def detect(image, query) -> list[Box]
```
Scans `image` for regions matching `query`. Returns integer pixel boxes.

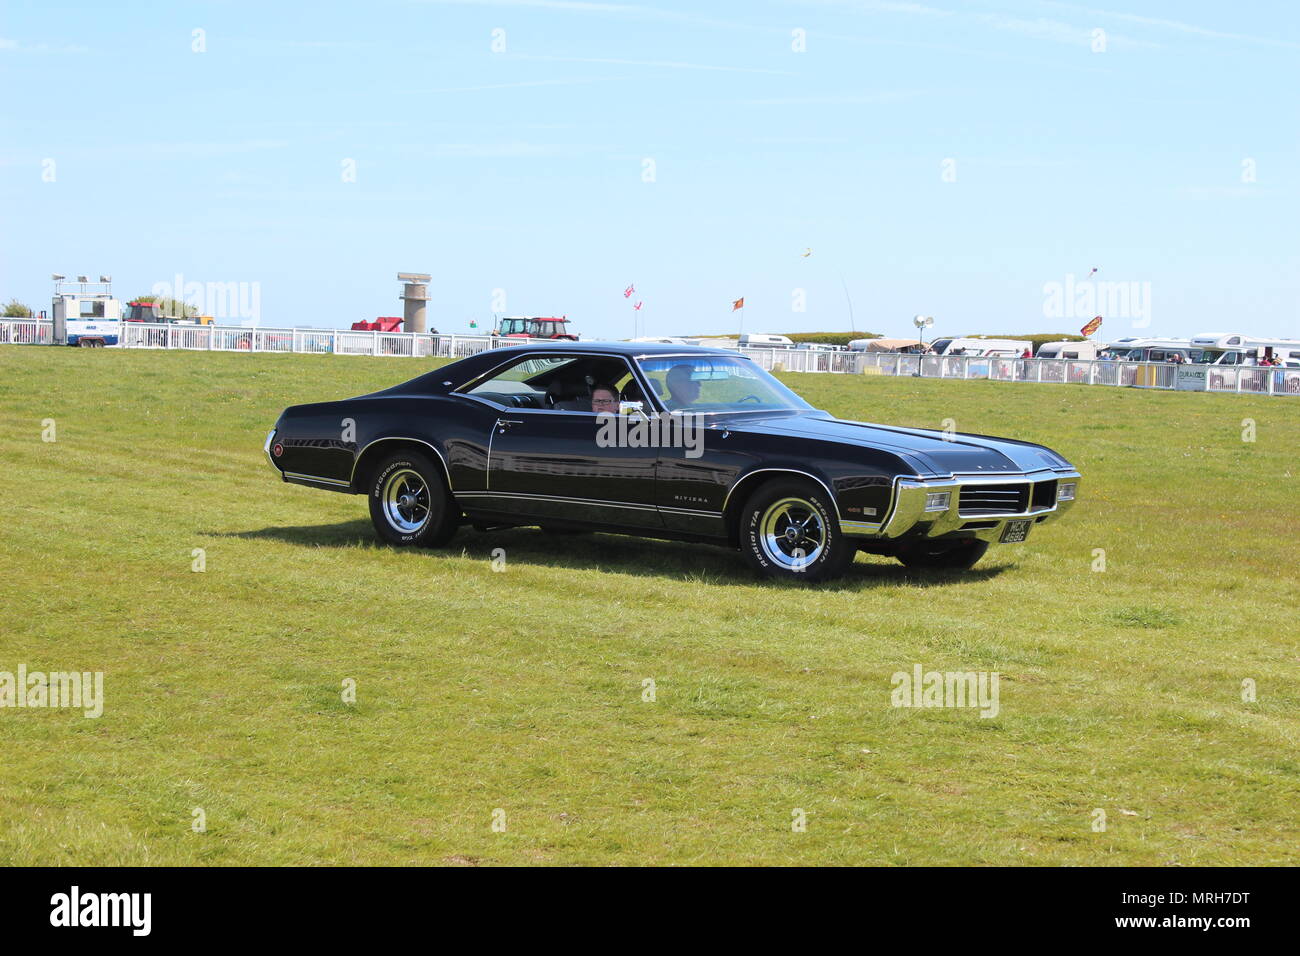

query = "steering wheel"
[738,394,762,404]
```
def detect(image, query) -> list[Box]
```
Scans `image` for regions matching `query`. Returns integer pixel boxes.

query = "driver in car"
[665,364,700,410]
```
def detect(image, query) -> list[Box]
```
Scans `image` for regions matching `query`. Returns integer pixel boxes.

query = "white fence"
[3,319,1297,397]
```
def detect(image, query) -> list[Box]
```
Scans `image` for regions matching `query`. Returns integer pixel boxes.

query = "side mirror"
[619,400,647,418]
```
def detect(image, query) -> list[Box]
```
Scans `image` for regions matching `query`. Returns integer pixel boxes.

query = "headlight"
[924,491,951,512]
[1058,482,1076,501]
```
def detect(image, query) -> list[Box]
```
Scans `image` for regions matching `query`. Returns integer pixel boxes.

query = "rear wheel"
[367,451,458,547]
[739,479,855,582]
[896,538,988,571]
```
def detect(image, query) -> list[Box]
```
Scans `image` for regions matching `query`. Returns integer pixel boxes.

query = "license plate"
[1000,519,1031,543]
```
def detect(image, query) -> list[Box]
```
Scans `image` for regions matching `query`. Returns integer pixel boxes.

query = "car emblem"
[273,442,284,457]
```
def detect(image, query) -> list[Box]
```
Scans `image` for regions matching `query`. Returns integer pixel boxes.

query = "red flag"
[633,301,643,311]
[732,297,744,311]
[1080,315,1102,336]
[624,284,635,298]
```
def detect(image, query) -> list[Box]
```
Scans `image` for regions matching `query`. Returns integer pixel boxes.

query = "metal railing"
[3,319,1297,397]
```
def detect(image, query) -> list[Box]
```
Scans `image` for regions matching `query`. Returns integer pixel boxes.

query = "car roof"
[382,341,745,397]
[488,341,740,358]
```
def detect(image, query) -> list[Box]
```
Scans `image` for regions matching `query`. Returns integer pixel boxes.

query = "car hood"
[736,412,1069,476]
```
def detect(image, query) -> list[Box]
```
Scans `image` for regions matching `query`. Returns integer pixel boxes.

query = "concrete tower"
[398,273,431,333]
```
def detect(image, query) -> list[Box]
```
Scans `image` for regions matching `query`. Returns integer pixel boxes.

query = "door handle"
[496,418,524,434]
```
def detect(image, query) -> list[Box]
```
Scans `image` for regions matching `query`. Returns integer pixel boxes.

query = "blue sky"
[2,0,1297,340]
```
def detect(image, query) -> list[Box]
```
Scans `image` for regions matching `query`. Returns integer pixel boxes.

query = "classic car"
[264,343,1081,582]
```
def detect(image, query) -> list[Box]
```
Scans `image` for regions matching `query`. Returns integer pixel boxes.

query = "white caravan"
[739,333,795,349]
[927,337,1032,357]
[1036,341,1101,360]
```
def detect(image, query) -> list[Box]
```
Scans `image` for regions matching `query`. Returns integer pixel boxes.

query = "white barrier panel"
[7,320,1297,397]
[0,320,52,344]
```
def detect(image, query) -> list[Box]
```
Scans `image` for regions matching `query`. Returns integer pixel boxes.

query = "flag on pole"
[624,284,635,298]
[1080,315,1102,337]
[633,301,642,311]
[732,297,744,311]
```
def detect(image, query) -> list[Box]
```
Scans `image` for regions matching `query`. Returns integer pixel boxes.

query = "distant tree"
[3,299,34,317]
[129,295,197,317]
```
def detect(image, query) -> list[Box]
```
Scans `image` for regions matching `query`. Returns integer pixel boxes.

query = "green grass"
[1,346,1297,866]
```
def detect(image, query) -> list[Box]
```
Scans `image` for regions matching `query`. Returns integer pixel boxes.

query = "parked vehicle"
[53,285,121,347]
[1098,338,1202,363]
[124,301,213,325]
[849,337,923,352]
[1188,332,1300,367]
[738,333,794,349]
[496,316,578,340]
[927,337,1032,358]
[264,343,1081,582]
[1036,341,1100,360]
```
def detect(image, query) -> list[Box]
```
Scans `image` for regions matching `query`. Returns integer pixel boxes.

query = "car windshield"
[636,354,812,413]
[1194,349,1233,364]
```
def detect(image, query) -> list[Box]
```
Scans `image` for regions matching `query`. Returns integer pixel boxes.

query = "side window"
[461,355,579,408]
[459,355,642,412]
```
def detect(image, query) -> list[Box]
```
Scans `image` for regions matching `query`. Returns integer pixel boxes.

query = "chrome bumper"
[264,428,282,476]
[840,470,1081,542]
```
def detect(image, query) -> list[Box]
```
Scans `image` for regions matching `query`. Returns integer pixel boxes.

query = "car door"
[460,352,663,528]
[485,409,663,528]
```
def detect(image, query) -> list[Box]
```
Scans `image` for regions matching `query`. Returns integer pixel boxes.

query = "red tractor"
[496,316,578,340]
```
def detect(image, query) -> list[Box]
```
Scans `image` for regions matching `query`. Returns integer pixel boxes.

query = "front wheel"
[367,451,458,547]
[896,538,988,571]
[739,479,855,582]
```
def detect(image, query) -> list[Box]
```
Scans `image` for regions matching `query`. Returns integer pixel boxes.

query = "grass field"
[1,346,1297,866]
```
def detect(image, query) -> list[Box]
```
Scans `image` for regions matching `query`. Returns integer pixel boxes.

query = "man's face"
[591,389,619,412]
[666,367,700,403]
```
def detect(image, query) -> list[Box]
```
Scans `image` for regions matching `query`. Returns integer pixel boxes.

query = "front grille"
[958,483,1028,516]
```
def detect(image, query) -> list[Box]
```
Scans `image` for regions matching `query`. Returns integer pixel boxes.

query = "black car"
[265,343,1081,581]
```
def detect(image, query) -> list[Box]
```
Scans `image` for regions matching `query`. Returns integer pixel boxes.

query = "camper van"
[927,337,1032,358]
[738,333,794,349]
[1098,337,1202,363]
[1036,341,1100,361]
[1188,332,1300,367]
